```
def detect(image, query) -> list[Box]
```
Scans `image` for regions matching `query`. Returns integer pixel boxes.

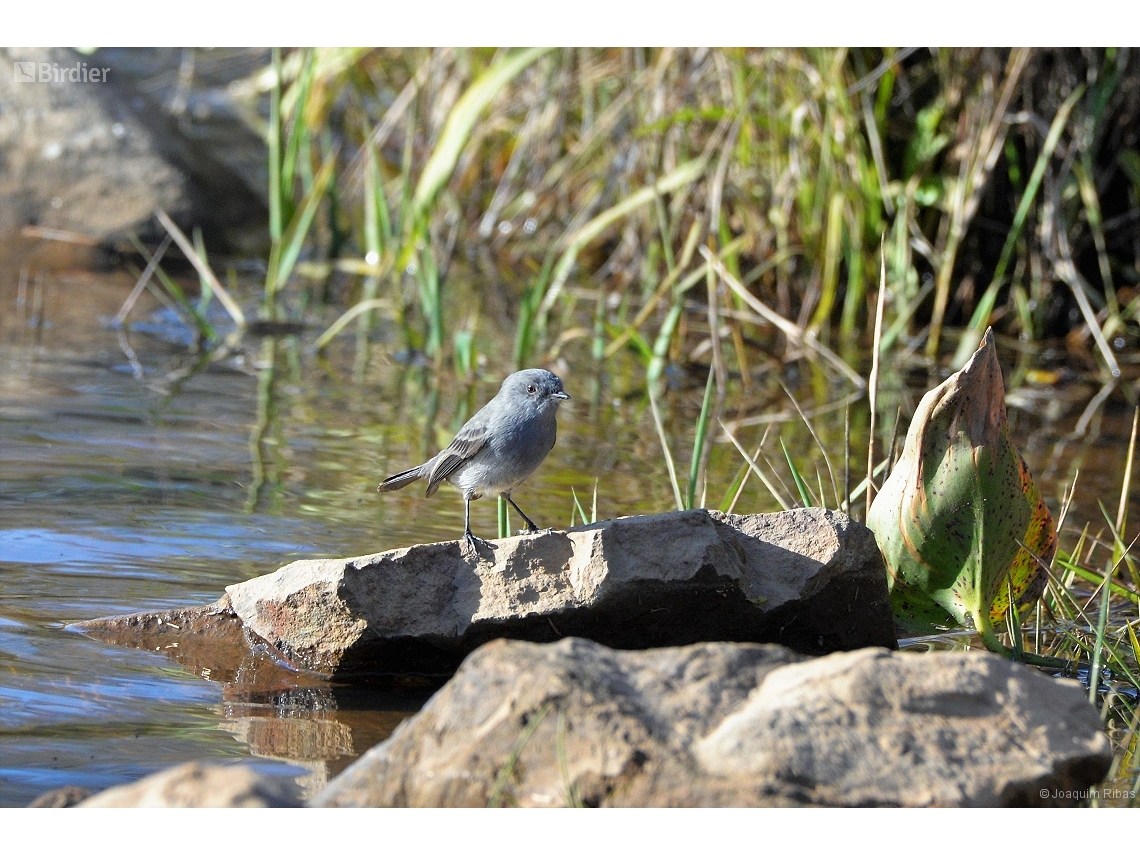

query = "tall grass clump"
[225,49,1135,395]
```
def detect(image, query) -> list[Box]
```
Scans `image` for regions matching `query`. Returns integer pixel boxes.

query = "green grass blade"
[780,438,814,508]
[454,330,475,378]
[1089,576,1112,703]
[364,142,389,261]
[280,49,316,227]
[415,241,445,358]
[686,364,716,510]
[266,147,339,302]
[647,300,684,386]
[718,459,752,513]
[571,488,588,529]
[192,227,213,313]
[809,191,846,332]
[1006,577,1024,661]
[513,250,556,368]
[649,381,684,512]
[268,47,283,243]
[1052,553,1140,605]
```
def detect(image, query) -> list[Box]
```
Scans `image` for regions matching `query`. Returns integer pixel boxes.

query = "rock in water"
[224,507,894,673]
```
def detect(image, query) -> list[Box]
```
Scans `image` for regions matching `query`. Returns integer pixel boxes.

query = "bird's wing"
[424,419,488,495]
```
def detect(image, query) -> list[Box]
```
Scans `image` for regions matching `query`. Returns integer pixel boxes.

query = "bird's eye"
[527,384,537,394]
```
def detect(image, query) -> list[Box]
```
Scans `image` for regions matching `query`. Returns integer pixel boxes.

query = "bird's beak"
[554,391,571,401]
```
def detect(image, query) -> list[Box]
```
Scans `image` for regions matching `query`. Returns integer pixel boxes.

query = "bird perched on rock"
[378,368,570,550]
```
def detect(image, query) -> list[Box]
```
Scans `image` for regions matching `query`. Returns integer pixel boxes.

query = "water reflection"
[217,681,439,800]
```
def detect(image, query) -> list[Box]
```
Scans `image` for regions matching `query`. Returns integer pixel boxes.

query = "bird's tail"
[377,464,425,493]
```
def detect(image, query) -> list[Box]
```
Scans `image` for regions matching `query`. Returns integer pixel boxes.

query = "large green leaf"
[867,328,1055,649]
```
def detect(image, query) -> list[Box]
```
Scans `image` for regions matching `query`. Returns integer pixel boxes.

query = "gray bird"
[378,368,570,549]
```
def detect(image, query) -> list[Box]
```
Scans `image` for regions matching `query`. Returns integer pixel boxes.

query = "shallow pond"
[2,250,1138,806]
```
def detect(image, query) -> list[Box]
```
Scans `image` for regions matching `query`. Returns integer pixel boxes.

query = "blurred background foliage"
[232,47,1139,384]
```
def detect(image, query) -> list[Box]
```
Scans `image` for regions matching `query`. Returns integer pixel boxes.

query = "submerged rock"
[78,508,895,676]
[76,761,302,808]
[313,637,1112,807]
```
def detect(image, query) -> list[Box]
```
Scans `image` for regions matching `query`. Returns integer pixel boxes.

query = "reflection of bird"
[378,369,571,550]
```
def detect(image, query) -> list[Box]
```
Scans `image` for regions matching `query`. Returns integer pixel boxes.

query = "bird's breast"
[445,409,558,497]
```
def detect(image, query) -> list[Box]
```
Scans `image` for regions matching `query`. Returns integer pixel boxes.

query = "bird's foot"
[462,530,494,557]
[505,500,540,533]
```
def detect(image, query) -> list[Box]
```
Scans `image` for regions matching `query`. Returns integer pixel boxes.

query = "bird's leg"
[505,495,539,533]
[462,495,492,554]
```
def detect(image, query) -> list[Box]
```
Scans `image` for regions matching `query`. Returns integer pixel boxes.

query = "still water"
[1,256,1137,806]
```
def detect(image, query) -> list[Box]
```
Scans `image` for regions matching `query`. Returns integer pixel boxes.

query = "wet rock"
[312,637,1112,807]
[77,762,302,808]
[220,507,894,674]
[0,47,265,251]
[72,596,260,684]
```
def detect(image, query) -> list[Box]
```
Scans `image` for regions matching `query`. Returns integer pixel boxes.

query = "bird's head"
[505,368,571,413]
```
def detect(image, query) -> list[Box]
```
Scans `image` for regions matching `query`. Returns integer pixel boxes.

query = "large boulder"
[313,637,1112,807]
[83,507,892,676]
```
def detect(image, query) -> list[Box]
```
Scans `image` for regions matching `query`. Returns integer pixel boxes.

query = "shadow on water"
[3,247,1140,805]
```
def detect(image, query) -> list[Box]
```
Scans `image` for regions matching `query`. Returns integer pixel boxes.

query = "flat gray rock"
[225,507,894,674]
[313,637,1112,807]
